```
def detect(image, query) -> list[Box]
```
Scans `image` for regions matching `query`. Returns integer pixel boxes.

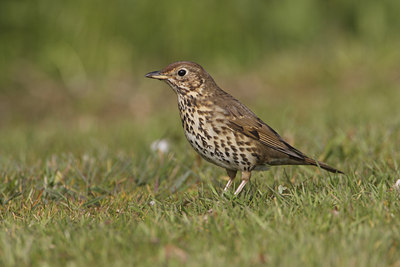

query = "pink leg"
[224,169,237,192]
[234,171,251,195]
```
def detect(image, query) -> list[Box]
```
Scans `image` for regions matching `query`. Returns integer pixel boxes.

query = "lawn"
[1,41,400,266]
[2,1,400,265]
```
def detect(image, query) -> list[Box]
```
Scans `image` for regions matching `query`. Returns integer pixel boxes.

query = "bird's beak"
[145,71,169,80]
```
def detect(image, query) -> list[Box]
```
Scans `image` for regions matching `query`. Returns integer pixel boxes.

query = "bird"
[145,61,343,195]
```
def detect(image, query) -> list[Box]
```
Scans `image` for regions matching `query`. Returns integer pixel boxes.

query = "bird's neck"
[177,93,198,112]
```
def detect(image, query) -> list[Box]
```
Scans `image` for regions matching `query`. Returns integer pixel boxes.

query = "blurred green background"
[1,0,400,128]
[1,2,400,265]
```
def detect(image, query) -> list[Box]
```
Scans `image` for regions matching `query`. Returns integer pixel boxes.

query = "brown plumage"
[146,61,343,195]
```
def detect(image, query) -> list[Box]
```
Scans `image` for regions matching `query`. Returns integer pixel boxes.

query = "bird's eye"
[178,69,187,76]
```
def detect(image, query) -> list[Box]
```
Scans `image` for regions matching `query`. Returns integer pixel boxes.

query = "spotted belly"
[184,130,234,169]
[181,116,266,171]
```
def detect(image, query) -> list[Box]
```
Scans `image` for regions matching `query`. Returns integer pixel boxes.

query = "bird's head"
[145,61,215,97]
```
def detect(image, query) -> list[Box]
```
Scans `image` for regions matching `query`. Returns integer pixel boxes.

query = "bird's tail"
[304,157,344,174]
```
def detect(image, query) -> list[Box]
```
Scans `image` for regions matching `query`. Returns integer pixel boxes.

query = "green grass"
[1,43,400,266]
[2,1,400,265]
[1,124,399,266]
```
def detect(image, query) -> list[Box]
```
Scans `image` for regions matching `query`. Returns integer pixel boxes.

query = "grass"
[1,42,400,266]
[1,132,399,266]
[2,1,400,265]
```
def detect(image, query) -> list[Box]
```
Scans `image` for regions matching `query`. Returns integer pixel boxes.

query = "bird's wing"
[222,99,306,161]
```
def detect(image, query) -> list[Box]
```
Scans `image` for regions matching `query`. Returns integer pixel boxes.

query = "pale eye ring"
[178,69,187,76]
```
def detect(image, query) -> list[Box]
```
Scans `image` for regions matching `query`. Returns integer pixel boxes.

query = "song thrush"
[145,61,343,195]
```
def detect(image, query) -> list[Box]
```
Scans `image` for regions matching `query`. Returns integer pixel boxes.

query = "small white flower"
[149,200,156,206]
[278,185,287,194]
[394,179,400,190]
[151,139,170,153]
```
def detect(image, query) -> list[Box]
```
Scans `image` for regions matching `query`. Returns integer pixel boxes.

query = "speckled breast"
[177,96,265,172]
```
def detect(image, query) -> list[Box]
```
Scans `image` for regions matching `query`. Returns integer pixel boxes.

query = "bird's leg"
[224,169,237,192]
[234,171,252,195]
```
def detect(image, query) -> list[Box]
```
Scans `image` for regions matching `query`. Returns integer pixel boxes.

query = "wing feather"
[221,97,306,161]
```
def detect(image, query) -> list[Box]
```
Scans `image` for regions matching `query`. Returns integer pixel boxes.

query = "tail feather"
[305,157,344,174]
